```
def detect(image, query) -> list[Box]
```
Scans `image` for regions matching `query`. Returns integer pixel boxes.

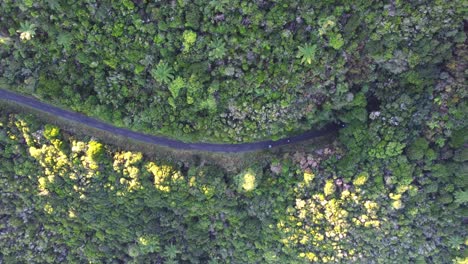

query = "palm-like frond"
[151,61,174,84]
[208,39,226,60]
[163,244,181,260]
[208,0,227,12]
[57,32,73,50]
[17,22,37,41]
[454,190,468,204]
[296,44,317,65]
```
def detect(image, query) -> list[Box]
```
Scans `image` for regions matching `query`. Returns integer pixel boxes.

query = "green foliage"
[406,137,430,160]
[454,148,468,162]
[168,77,185,98]
[0,9,467,263]
[296,44,317,65]
[36,74,62,98]
[1,1,464,143]
[182,30,197,52]
[163,244,181,260]
[121,0,135,10]
[454,191,468,204]
[56,32,73,50]
[318,16,336,36]
[208,0,228,12]
[200,96,217,113]
[450,128,467,148]
[185,6,201,29]
[208,39,226,60]
[0,86,466,264]
[329,33,344,50]
[369,141,406,159]
[151,62,174,85]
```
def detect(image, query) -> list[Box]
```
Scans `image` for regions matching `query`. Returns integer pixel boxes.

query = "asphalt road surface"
[0,88,339,153]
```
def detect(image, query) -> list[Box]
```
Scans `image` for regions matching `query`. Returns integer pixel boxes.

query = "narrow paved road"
[0,88,339,152]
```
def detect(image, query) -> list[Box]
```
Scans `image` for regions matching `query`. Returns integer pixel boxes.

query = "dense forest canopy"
[0,99,466,263]
[0,0,465,142]
[0,0,467,263]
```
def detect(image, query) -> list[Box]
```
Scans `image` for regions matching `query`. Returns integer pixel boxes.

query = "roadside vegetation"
[0,1,464,142]
[0,64,466,261]
[0,0,467,263]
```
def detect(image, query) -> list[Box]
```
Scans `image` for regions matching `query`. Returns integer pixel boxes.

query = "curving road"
[0,88,339,153]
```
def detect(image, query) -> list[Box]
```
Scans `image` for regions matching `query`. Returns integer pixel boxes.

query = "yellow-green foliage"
[146,161,182,192]
[303,171,315,185]
[182,30,197,52]
[113,151,143,192]
[87,141,104,160]
[43,124,60,140]
[324,179,335,196]
[353,172,369,186]
[0,110,466,263]
[280,174,381,263]
[236,168,257,192]
[1,25,467,261]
